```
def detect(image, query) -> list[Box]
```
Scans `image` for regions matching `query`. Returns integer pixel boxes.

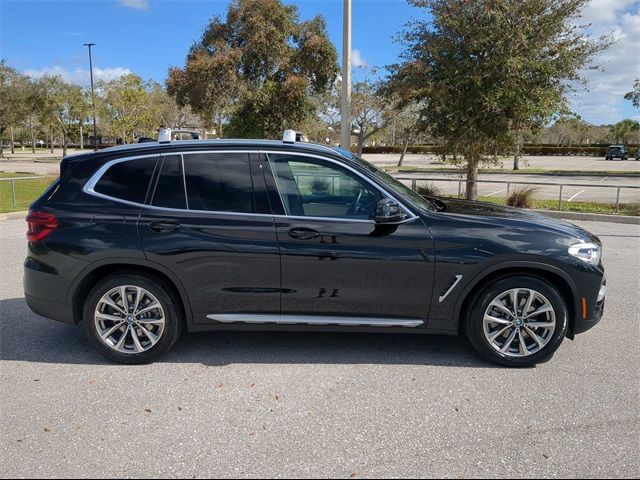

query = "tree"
[625,78,640,110]
[610,119,640,145]
[351,80,391,155]
[36,76,87,157]
[98,74,154,144]
[0,61,31,155]
[385,0,610,199]
[147,82,201,131]
[167,0,338,139]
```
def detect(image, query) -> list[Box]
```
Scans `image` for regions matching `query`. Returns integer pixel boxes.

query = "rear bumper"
[25,293,74,324]
[24,256,74,324]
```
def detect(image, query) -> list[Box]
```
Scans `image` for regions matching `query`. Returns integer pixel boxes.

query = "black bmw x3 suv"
[24,134,606,366]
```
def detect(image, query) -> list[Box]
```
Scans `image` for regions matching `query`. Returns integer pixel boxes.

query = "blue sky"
[1,0,638,124]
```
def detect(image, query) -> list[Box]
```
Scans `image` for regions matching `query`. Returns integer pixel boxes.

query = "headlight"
[568,242,601,266]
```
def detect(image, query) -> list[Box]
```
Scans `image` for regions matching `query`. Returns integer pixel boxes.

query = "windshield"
[332,148,435,212]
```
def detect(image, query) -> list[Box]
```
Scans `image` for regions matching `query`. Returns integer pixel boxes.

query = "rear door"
[138,151,281,323]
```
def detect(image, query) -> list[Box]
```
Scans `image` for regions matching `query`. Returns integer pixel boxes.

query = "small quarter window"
[94,157,157,204]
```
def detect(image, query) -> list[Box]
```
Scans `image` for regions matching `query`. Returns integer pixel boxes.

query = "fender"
[66,256,194,325]
[450,260,580,332]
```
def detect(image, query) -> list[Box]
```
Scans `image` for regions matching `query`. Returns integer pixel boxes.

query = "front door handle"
[149,221,181,233]
[288,227,320,240]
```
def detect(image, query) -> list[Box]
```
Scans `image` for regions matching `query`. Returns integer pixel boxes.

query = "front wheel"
[82,274,182,364]
[464,276,568,367]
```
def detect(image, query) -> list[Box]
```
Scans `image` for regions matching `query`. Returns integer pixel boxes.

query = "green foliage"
[610,119,640,144]
[624,78,640,110]
[0,61,31,136]
[97,74,159,143]
[385,0,611,200]
[167,0,338,139]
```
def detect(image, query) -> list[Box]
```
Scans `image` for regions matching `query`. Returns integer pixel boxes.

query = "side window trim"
[83,154,160,208]
[261,151,418,223]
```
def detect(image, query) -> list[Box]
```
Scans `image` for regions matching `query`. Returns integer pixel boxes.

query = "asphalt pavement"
[1,217,639,478]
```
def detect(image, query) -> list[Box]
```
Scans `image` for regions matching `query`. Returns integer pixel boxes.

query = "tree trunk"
[30,117,36,153]
[466,153,479,201]
[397,137,409,167]
[10,125,15,154]
[357,133,365,157]
[62,130,67,158]
[49,125,54,153]
[513,130,523,170]
[80,120,84,150]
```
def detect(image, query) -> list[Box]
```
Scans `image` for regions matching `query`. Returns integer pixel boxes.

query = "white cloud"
[118,0,149,11]
[570,3,640,124]
[352,49,367,68]
[24,66,132,85]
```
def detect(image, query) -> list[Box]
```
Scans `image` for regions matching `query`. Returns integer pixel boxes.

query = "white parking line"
[599,177,608,182]
[485,188,507,197]
[568,189,586,202]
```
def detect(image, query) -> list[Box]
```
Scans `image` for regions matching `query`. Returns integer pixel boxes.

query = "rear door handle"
[288,227,320,240]
[149,221,181,233]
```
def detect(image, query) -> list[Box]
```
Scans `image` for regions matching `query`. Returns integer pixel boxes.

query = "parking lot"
[1,217,639,478]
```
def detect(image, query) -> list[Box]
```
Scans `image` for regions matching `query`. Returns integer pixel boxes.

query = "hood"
[428,197,598,243]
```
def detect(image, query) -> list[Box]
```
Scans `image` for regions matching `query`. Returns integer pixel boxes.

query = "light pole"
[340,0,352,150]
[83,43,98,151]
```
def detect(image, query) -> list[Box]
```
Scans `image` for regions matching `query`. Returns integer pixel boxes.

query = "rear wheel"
[82,274,182,364]
[464,276,568,367]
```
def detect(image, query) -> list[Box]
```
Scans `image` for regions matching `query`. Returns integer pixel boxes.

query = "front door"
[263,153,434,321]
[138,151,281,323]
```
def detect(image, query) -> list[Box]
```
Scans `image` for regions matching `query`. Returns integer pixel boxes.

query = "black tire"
[464,276,568,367]
[82,273,183,364]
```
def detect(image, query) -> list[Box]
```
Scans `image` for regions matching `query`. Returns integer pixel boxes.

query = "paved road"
[1,218,639,478]
[364,153,640,173]
[395,173,640,204]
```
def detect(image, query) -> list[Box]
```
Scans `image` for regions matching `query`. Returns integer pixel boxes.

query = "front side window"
[183,152,256,213]
[94,156,157,204]
[268,154,382,219]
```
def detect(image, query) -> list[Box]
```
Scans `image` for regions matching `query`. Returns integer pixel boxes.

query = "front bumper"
[573,277,606,335]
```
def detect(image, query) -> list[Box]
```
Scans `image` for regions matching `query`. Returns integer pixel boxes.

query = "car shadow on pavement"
[0,297,495,368]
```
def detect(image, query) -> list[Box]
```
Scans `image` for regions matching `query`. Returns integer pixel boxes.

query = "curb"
[533,209,640,225]
[0,211,27,221]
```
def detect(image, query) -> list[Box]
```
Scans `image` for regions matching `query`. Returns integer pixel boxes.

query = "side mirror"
[373,198,406,224]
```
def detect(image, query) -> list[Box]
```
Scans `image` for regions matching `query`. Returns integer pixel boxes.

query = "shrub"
[415,182,442,197]
[507,186,538,208]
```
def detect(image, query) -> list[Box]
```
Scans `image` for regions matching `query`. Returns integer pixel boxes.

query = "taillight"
[26,211,58,242]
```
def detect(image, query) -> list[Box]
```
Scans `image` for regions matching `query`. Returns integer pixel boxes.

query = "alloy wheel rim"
[482,288,556,357]
[94,285,165,355]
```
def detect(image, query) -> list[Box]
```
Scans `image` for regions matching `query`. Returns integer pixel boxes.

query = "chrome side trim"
[83,149,419,224]
[83,153,161,208]
[206,314,424,328]
[439,275,463,303]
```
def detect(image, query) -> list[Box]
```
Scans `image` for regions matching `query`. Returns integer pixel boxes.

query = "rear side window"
[94,157,157,204]
[151,155,186,209]
[184,153,255,213]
